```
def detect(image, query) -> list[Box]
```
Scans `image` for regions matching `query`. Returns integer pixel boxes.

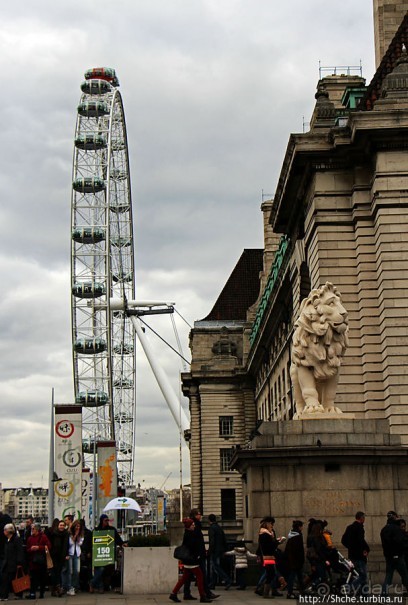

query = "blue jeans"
[351,559,368,594]
[61,560,70,591]
[91,566,105,590]
[209,555,231,588]
[382,556,408,594]
[68,553,80,590]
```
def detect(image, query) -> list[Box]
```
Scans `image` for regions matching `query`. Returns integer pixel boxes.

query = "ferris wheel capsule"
[72,226,105,244]
[74,134,107,151]
[77,101,110,118]
[80,79,112,95]
[73,177,105,193]
[71,67,136,486]
[84,67,120,86]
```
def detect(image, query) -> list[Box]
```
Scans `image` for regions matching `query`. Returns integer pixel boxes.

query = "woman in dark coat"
[49,519,69,596]
[258,517,280,599]
[285,520,305,598]
[0,524,24,600]
[169,518,212,603]
[306,520,328,590]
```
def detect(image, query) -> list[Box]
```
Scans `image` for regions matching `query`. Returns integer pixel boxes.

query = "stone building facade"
[182,4,408,541]
[182,250,262,524]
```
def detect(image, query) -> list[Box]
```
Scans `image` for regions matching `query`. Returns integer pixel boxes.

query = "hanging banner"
[97,441,117,524]
[54,405,83,521]
[81,468,91,528]
[157,495,165,532]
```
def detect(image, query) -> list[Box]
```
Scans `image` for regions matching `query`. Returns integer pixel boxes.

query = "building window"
[219,416,233,437]
[220,448,234,472]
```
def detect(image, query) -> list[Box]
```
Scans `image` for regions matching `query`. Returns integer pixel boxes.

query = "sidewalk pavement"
[24,589,288,605]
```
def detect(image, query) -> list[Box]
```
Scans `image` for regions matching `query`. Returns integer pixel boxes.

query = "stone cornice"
[272,106,408,236]
[231,444,408,472]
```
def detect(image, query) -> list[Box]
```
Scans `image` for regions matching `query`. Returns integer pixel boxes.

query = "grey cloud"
[0,0,375,490]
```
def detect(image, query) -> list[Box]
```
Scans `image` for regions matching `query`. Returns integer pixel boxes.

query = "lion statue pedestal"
[290,282,354,419]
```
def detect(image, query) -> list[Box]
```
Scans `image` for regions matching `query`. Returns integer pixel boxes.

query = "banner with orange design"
[97,441,117,524]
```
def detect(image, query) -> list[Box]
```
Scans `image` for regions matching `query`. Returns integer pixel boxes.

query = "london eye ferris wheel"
[70,67,135,486]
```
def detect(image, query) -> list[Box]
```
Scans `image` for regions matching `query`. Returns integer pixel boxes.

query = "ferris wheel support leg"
[129,316,190,435]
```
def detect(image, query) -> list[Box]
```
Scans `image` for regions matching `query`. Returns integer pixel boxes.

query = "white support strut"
[129,315,190,435]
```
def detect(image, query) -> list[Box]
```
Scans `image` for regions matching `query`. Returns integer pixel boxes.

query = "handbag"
[262,555,276,566]
[12,566,31,594]
[173,544,191,561]
[45,546,53,570]
[32,551,46,566]
[173,544,197,565]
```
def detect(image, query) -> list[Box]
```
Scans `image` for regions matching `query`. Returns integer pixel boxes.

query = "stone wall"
[122,546,177,594]
[233,419,408,550]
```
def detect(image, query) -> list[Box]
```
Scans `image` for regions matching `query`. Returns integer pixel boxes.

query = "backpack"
[341,525,352,549]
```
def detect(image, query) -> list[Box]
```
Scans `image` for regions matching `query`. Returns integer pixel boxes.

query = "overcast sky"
[0,0,375,494]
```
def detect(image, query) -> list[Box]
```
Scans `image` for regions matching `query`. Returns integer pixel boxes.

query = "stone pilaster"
[188,385,203,510]
[373,0,408,68]
[304,170,365,414]
[371,150,408,443]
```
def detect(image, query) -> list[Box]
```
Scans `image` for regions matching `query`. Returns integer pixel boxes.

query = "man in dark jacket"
[89,514,124,593]
[207,514,231,590]
[0,512,13,575]
[380,511,408,595]
[341,511,369,594]
[0,524,24,600]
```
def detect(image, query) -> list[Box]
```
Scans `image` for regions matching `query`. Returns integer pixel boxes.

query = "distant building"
[1,487,48,523]
[182,249,262,524]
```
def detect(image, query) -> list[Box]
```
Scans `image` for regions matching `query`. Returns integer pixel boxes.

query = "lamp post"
[48,389,55,526]
[28,484,34,519]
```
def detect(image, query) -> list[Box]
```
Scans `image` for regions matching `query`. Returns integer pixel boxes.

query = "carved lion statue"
[290,282,349,417]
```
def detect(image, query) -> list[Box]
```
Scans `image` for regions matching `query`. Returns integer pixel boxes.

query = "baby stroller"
[328,550,359,595]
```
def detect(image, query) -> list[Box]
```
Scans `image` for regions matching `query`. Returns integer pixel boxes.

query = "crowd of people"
[169,509,408,602]
[1,507,408,601]
[0,512,123,601]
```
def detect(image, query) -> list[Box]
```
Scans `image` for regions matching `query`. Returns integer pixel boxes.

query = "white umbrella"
[103,496,142,512]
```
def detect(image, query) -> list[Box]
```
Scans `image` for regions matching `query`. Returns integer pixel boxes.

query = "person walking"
[0,512,14,584]
[380,511,408,596]
[258,516,280,599]
[169,518,212,603]
[225,537,257,590]
[341,511,370,595]
[306,520,328,591]
[207,514,232,590]
[0,523,24,601]
[285,520,305,599]
[399,519,408,573]
[49,519,69,597]
[26,523,51,599]
[183,510,218,601]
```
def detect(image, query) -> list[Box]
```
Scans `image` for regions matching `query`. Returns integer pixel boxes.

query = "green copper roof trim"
[250,234,290,345]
